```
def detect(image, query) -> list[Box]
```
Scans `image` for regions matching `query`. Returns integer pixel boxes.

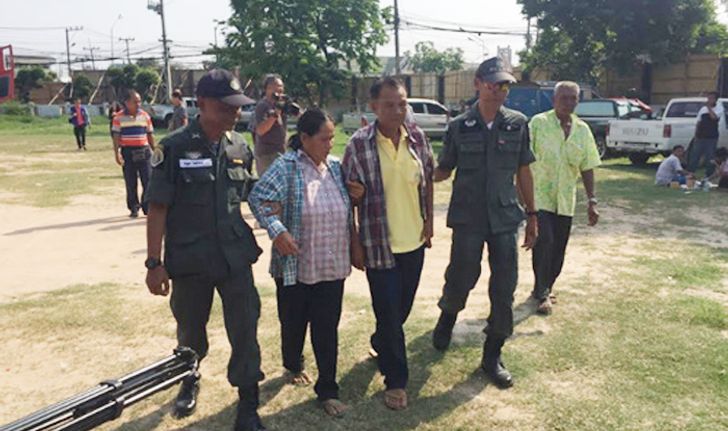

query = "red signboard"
[0,45,15,103]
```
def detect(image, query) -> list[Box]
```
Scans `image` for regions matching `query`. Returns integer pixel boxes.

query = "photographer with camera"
[254,74,300,175]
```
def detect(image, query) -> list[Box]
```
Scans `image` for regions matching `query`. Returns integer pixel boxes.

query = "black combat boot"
[174,371,200,418]
[432,311,458,351]
[481,336,513,389]
[234,384,267,431]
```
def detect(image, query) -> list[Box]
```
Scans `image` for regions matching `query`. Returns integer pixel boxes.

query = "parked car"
[144,97,199,129]
[504,81,597,119]
[342,98,450,138]
[575,98,650,159]
[606,97,728,165]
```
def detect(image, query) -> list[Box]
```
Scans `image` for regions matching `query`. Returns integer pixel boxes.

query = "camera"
[273,93,301,116]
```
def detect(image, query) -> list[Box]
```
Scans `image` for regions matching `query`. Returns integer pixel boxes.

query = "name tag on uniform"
[179,158,213,168]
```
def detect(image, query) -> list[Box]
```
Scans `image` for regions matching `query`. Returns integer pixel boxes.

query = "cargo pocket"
[227,166,257,202]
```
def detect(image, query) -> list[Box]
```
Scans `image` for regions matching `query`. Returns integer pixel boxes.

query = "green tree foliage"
[519,0,728,83]
[407,41,465,74]
[14,66,55,102]
[72,74,94,101]
[219,0,390,105]
[135,68,161,102]
[107,64,140,99]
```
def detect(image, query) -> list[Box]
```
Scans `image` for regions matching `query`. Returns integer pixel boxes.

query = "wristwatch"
[145,257,162,269]
[588,197,599,205]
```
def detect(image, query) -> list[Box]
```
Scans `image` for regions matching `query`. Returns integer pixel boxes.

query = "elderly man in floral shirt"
[529,81,602,315]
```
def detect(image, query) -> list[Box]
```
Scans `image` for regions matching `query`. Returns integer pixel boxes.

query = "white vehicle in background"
[144,97,200,129]
[342,98,450,138]
[606,97,728,165]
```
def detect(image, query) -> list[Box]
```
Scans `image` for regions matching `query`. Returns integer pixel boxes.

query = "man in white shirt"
[689,92,723,177]
[656,145,692,186]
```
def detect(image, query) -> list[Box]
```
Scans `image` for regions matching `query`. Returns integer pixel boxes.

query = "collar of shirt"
[297,149,328,174]
[469,101,505,131]
[375,125,409,160]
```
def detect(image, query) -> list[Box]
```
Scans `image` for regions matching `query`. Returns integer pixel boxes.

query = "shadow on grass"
[3,216,137,235]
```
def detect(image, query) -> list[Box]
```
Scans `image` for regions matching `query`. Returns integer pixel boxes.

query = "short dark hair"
[707,91,719,98]
[715,147,728,159]
[672,145,684,152]
[369,77,406,100]
[263,74,282,90]
[125,89,140,101]
[288,107,333,150]
[171,89,182,99]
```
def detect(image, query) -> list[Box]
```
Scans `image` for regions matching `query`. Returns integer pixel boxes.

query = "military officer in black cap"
[145,69,267,431]
[431,57,538,388]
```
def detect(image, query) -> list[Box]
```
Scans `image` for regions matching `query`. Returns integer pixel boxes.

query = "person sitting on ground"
[655,145,693,186]
[706,147,728,189]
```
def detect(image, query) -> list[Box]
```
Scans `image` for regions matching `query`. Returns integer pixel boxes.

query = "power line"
[401,19,527,36]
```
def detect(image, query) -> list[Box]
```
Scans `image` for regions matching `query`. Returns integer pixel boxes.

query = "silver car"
[342,98,450,138]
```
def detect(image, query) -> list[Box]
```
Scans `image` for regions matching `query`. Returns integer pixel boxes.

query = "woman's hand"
[273,232,299,256]
[347,181,366,206]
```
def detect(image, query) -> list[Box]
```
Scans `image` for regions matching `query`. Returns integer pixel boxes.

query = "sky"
[2,0,727,80]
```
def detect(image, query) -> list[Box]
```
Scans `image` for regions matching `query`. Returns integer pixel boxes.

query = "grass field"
[0,114,726,430]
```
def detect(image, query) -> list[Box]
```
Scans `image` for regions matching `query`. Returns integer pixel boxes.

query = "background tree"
[72,74,94,101]
[14,66,55,102]
[107,64,140,99]
[518,0,728,83]
[407,41,465,74]
[219,0,390,105]
[134,68,161,102]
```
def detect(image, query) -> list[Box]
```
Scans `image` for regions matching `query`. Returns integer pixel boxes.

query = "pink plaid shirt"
[297,151,351,284]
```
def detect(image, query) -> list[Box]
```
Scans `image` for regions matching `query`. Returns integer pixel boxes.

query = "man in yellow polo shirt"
[529,81,601,315]
[342,77,434,411]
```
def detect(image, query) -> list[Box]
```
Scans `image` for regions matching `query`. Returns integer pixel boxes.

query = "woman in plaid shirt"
[248,108,354,417]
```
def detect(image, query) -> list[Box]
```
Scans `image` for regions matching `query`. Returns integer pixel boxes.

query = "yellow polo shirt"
[376,127,424,253]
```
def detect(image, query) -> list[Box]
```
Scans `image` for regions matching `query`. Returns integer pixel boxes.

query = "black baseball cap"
[196,69,255,106]
[476,57,517,84]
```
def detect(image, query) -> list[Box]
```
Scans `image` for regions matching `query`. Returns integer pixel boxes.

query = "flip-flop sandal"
[321,399,349,417]
[287,370,312,386]
[549,294,558,304]
[384,389,407,410]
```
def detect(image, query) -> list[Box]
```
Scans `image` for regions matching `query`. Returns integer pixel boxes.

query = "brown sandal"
[287,370,313,386]
[321,399,349,417]
[384,389,408,410]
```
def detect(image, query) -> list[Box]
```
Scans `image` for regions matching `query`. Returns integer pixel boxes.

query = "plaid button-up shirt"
[248,150,352,286]
[342,121,434,270]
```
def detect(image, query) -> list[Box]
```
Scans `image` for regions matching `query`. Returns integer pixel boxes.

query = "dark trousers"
[366,245,425,390]
[275,278,344,400]
[121,146,152,213]
[438,229,518,339]
[689,138,718,177]
[531,211,573,301]
[73,126,86,149]
[170,265,264,388]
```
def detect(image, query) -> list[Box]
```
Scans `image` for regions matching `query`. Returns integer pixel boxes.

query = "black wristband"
[526,210,538,217]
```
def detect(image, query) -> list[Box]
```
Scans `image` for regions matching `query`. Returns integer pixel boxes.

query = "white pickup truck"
[606,97,728,165]
[342,98,450,138]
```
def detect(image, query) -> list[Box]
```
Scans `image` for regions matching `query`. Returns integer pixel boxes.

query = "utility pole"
[148,0,173,102]
[84,45,100,70]
[119,37,135,64]
[111,14,123,64]
[394,0,401,75]
[65,26,83,98]
[526,17,532,52]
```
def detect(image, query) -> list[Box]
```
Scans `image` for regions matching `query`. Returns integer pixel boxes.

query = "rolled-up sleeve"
[247,161,289,240]
[580,126,602,172]
[519,123,536,166]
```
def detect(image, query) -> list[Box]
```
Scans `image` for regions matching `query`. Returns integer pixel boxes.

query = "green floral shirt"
[529,110,601,217]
